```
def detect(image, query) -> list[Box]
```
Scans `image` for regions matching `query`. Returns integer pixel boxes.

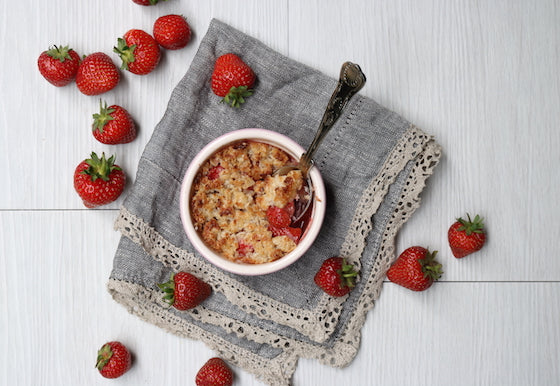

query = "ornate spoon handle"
[299,62,367,174]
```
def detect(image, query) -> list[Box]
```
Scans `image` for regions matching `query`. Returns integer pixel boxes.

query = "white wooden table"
[2,1,559,385]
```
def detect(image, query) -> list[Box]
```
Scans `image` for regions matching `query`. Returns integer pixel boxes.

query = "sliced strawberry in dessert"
[207,164,224,180]
[236,240,254,256]
[266,206,291,228]
[270,226,302,243]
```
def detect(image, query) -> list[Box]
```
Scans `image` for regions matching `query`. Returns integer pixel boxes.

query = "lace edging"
[109,125,441,385]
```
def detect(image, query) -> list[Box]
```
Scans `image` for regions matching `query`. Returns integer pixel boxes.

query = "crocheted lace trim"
[109,125,441,385]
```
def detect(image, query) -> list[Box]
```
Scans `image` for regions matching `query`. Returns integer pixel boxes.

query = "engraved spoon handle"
[299,61,367,174]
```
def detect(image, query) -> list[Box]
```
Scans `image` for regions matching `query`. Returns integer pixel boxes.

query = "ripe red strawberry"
[37,45,80,87]
[158,271,212,310]
[96,341,131,379]
[132,0,166,5]
[266,206,291,228]
[114,29,161,75]
[387,246,442,291]
[448,213,486,258]
[195,357,234,386]
[73,152,126,208]
[211,53,256,107]
[153,14,191,50]
[314,257,358,297]
[92,100,136,144]
[76,52,120,95]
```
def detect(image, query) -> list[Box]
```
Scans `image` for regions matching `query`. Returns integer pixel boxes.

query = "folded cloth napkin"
[108,18,442,386]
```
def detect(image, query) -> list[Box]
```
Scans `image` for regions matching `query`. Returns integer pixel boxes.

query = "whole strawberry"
[387,246,442,291]
[92,100,136,144]
[153,14,191,50]
[448,213,486,258]
[211,53,256,107]
[114,29,161,75]
[158,271,211,310]
[73,152,126,208]
[314,257,358,297]
[76,52,120,95]
[37,45,80,87]
[96,341,131,379]
[132,0,166,5]
[195,357,234,386]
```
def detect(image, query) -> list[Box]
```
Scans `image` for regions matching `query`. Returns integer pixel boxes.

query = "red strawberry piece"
[73,152,126,208]
[157,271,212,311]
[236,240,254,257]
[114,29,161,75]
[132,0,166,5]
[195,357,234,386]
[448,213,486,258]
[37,45,80,87]
[314,257,358,297]
[92,100,136,144]
[207,164,224,180]
[211,53,256,107]
[387,246,443,291]
[76,52,120,95]
[153,14,191,50]
[269,225,302,243]
[96,341,131,379]
[266,206,292,228]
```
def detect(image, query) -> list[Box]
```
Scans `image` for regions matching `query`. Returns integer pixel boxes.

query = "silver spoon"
[277,61,367,222]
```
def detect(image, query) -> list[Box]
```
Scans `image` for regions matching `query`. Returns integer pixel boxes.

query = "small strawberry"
[195,357,234,386]
[92,100,136,144]
[211,53,256,107]
[314,257,358,297]
[37,45,80,87]
[448,213,486,258]
[114,29,161,75]
[76,52,120,95]
[132,0,166,5]
[387,246,442,291]
[153,14,191,50]
[96,341,131,379]
[158,271,212,311]
[73,152,126,208]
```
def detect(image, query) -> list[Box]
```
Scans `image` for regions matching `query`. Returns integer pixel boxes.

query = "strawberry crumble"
[190,140,308,264]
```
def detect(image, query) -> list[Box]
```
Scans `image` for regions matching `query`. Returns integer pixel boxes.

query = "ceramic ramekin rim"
[179,128,326,276]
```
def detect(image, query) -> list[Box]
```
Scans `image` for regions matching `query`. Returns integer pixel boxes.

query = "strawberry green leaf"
[81,152,121,182]
[222,86,253,108]
[46,45,74,62]
[92,99,116,132]
[113,38,137,71]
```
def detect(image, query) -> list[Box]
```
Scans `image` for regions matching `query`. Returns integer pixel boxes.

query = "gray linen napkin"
[108,19,441,385]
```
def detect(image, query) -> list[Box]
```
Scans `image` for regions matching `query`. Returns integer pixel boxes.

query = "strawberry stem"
[92,99,116,132]
[222,86,253,108]
[46,45,74,62]
[339,259,358,289]
[457,213,485,235]
[113,38,136,71]
[95,343,113,370]
[80,152,121,182]
[419,250,443,281]
[157,273,176,306]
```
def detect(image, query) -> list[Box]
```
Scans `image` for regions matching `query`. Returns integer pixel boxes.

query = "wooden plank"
[0,0,289,210]
[1,211,559,385]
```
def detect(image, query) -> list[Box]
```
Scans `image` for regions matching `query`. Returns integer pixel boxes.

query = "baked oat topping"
[190,140,307,264]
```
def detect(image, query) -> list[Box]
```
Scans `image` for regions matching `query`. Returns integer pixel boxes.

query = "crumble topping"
[190,140,306,264]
